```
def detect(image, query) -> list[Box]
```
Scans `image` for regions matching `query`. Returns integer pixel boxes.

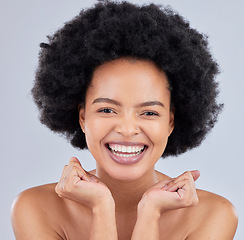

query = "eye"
[98,108,115,114]
[142,111,159,116]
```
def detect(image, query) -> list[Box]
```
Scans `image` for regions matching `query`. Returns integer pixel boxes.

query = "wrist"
[137,200,161,221]
[89,197,118,239]
[92,197,115,215]
[132,200,161,240]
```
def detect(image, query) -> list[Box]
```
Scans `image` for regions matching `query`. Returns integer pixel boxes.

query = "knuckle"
[185,178,191,184]
[56,179,75,196]
[69,157,77,162]
[55,183,64,197]
[184,171,191,178]
[69,157,81,166]
[73,163,83,172]
[71,165,78,171]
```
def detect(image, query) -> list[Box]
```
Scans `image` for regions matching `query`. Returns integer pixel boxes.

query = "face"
[79,58,174,181]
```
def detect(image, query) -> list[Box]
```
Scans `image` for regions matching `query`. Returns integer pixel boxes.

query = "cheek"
[146,120,170,140]
[84,117,110,148]
[144,120,170,155]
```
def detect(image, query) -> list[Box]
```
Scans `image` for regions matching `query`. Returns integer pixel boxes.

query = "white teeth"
[122,146,126,152]
[108,144,145,153]
[127,146,132,153]
[111,151,140,158]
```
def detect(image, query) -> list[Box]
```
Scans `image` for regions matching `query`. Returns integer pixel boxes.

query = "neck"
[96,166,159,214]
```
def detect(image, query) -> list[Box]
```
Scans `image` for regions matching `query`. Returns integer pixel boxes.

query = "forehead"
[86,58,171,104]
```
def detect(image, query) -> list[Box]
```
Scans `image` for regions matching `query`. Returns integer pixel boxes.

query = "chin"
[104,164,150,182]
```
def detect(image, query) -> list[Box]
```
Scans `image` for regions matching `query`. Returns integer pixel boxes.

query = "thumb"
[190,170,200,181]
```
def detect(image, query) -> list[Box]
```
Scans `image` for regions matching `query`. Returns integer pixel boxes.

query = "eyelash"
[98,108,116,114]
[98,108,159,116]
[142,111,159,116]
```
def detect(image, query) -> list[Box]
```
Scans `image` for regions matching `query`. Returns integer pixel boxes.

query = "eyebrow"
[92,98,121,106]
[137,101,165,108]
[92,98,165,108]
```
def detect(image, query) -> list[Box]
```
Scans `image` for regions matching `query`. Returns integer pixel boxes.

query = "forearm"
[131,203,161,240]
[89,201,118,240]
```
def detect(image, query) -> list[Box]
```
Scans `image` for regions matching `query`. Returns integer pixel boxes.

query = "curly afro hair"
[32,0,223,157]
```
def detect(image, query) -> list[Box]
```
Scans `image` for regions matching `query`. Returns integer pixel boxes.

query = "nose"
[114,113,140,137]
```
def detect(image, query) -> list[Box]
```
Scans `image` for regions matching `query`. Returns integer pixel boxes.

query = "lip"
[105,141,148,165]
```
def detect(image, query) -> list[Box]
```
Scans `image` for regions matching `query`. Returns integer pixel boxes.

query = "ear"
[78,104,86,133]
[168,109,175,136]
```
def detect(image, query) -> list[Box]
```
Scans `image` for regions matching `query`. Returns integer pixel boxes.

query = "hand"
[139,170,200,214]
[55,157,114,210]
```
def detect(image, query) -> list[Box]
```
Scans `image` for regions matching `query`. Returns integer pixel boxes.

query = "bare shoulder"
[11,183,65,239]
[196,189,238,220]
[188,189,238,239]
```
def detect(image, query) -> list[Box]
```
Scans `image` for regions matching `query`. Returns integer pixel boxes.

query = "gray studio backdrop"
[1,0,243,239]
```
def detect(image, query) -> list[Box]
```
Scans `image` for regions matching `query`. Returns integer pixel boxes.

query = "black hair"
[32,0,223,157]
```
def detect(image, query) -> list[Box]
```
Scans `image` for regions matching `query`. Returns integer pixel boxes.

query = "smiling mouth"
[105,143,147,164]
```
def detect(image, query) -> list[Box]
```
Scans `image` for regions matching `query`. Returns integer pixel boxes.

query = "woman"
[11,1,238,239]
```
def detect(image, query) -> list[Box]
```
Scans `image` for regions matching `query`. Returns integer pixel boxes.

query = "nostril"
[114,124,141,136]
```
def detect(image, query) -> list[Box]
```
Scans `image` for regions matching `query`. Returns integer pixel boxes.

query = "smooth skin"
[11,58,238,239]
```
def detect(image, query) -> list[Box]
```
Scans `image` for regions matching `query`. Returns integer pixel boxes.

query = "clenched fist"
[55,157,114,210]
[139,170,200,213]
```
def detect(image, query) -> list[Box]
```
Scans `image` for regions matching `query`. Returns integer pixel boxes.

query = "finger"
[69,157,82,166]
[147,179,172,190]
[59,163,75,183]
[86,172,99,182]
[161,178,176,191]
[68,158,92,181]
[163,172,189,190]
[167,170,200,188]
[75,165,91,182]
[60,165,68,180]
[177,170,200,182]
[63,161,75,180]
[165,179,189,192]
[190,170,200,181]
[163,172,198,192]
[72,165,91,183]
[65,160,90,182]
[57,165,88,196]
